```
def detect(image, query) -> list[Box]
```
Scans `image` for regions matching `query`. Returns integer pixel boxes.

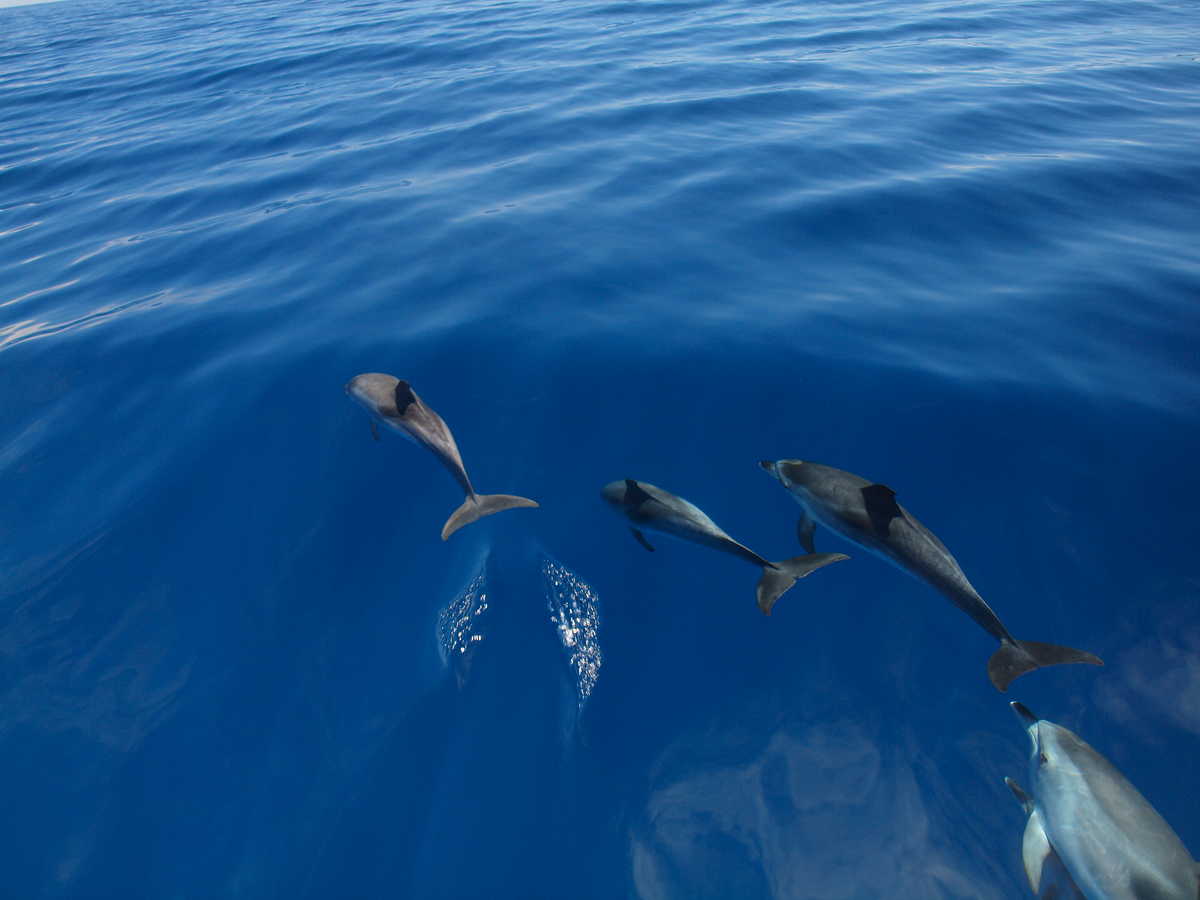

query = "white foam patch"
[542,557,602,708]
[436,567,489,672]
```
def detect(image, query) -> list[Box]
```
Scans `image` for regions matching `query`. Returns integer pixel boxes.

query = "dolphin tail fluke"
[441,493,539,540]
[756,553,849,615]
[987,638,1103,692]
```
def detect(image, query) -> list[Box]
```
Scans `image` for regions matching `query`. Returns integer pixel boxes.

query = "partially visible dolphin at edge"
[346,373,538,539]
[758,459,1101,691]
[601,478,848,614]
[1006,702,1200,899]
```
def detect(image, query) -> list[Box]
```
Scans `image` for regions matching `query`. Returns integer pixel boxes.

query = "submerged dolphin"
[1006,702,1200,899]
[601,478,848,614]
[346,373,538,539]
[758,459,1101,691]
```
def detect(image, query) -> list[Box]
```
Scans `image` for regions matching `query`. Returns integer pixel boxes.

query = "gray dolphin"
[758,459,1101,691]
[601,478,848,614]
[1006,702,1199,899]
[346,373,538,539]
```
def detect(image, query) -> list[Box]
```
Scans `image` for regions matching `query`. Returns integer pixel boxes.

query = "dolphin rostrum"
[601,478,848,614]
[1006,702,1199,899]
[346,373,538,539]
[758,459,1101,691]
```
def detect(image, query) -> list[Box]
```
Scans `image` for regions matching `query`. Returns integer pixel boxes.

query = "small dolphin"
[1006,702,1199,899]
[346,373,538,539]
[758,459,1101,691]
[601,478,848,614]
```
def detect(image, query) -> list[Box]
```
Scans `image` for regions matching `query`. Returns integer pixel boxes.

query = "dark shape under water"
[345,373,539,539]
[759,459,1102,691]
[602,478,847,614]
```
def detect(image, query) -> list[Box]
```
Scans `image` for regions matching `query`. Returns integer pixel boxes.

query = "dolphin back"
[988,639,1103,692]
[442,493,539,540]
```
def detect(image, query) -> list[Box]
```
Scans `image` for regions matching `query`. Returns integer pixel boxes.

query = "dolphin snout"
[600,481,626,507]
[1010,701,1038,727]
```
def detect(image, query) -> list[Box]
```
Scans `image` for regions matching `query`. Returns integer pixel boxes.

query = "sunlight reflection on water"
[542,556,602,709]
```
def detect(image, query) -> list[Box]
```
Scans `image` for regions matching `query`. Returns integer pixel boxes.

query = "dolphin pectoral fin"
[755,553,850,615]
[630,528,655,552]
[441,493,539,540]
[988,639,1104,692]
[861,483,902,535]
[370,420,381,442]
[1005,777,1035,816]
[797,513,816,553]
[1021,808,1052,894]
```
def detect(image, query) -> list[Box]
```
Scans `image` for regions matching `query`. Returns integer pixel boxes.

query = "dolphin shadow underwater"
[602,478,848,614]
[759,459,1102,691]
[1006,702,1200,899]
[346,373,538,539]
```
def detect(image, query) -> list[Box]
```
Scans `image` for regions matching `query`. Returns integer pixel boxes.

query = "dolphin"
[758,459,1101,691]
[346,373,538,539]
[601,478,848,614]
[1005,702,1200,899]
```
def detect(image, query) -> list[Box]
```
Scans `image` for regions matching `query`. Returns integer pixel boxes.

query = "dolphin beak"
[1010,702,1042,754]
[600,481,625,507]
[1010,701,1038,727]
[758,460,777,476]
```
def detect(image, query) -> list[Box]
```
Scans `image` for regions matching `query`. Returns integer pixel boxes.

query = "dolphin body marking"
[758,459,1101,691]
[601,478,848,614]
[346,373,538,539]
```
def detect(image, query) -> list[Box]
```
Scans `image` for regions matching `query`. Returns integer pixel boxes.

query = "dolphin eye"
[1038,751,1049,766]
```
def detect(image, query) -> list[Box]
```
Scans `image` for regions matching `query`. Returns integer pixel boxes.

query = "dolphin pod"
[601,478,848,614]
[758,459,1102,692]
[343,374,1197,898]
[345,373,538,539]
[1006,702,1199,899]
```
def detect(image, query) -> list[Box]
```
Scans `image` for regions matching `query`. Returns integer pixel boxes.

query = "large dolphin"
[346,373,538,539]
[758,459,1101,691]
[602,478,848,614]
[1005,702,1199,899]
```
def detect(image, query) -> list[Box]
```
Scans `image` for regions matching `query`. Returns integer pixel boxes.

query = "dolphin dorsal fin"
[861,483,902,534]
[394,380,417,415]
[861,483,900,514]
[624,479,653,507]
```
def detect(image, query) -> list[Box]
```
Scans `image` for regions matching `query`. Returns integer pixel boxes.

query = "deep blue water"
[2,0,1199,896]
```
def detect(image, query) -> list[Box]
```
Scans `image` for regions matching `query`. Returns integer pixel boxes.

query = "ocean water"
[2,0,1199,896]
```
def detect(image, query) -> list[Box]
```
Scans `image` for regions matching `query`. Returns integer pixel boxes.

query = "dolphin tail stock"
[987,638,1103,692]
[441,493,539,540]
[755,553,849,615]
